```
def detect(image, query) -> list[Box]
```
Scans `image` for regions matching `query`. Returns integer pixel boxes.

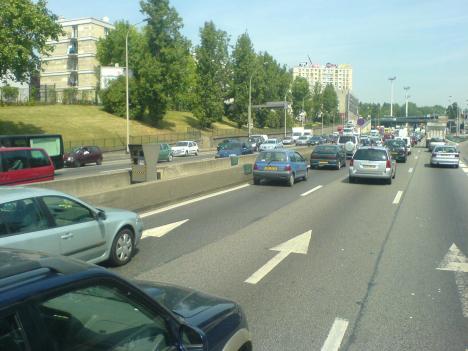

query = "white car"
[171,141,199,156]
[259,138,283,151]
[338,135,358,158]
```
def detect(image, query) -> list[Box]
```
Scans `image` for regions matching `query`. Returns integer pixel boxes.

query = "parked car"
[429,137,446,151]
[295,136,310,146]
[158,143,173,162]
[0,186,143,266]
[0,147,55,186]
[349,147,396,184]
[337,135,358,158]
[217,138,238,152]
[385,140,407,162]
[216,142,253,158]
[64,146,102,167]
[172,140,199,156]
[430,145,460,168]
[310,144,346,170]
[259,138,283,151]
[282,135,294,145]
[0,248,252,351]
[253,149,308,186]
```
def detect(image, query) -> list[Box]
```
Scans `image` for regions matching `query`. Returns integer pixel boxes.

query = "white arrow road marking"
[142,219,189,238]
[245,230,312,284]
[437,244,468,317]
[301,185,323,197]
[321,318,349,351]
[392,191,404,204]
[140,183,250,218]
[408,167,414,173]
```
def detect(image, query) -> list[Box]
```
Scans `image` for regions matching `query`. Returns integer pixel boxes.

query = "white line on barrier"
[393,191,404,205]
[301,185,323,197]
[100,168,131,174]
[321,318,349,351]
[140,183,250,218]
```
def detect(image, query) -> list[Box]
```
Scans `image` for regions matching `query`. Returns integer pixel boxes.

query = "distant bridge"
[374,115,441,126]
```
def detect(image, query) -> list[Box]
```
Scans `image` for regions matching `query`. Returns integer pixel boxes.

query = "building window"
[104,28,109,36]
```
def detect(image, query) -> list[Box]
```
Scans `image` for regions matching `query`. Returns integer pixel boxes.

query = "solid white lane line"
[408,168,414,173]
[301,185,323,197]
[142,219,189,238]
[140,183,250,218]
[393,191,404,205]
[321,318,349,351]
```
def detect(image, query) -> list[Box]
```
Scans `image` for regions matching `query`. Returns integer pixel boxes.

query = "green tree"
[322,84,338,124]
[193,21,230,128]
[291,76,310,118]
[311,82,322,122]
[0,0,63,82]
[229,33,256,128]
[99,76,143,118]
[446,102,458,119]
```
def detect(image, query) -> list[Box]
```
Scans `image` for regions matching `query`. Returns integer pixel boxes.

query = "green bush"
[62,88,78,104]
[100,77,143,119]
[1,86,19,103]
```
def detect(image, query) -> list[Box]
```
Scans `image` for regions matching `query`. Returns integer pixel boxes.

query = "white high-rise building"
[292,62,353,92]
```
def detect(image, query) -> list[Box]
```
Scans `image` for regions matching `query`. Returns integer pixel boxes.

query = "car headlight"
[68,157,74,161]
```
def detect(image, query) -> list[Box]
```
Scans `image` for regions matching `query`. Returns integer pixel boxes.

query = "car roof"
[0,186,67,204]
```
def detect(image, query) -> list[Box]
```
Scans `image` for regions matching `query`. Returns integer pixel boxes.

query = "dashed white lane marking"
[393,191,404,204]
[140,183,250,218]
[321,318,349,351]
[463,168,468,173]
[408,168,414,173]
[142,219,189,238]
[301,185,323,197]
[415,156,419,160]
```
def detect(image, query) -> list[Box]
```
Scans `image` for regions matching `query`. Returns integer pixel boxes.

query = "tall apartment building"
[40,17,114,100]
[292,62,353,93]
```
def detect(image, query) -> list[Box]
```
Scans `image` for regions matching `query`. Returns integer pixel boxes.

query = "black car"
[308,136,323,146]
[0,249,252,351]
[310,144,346,169]
[385,140,407,162]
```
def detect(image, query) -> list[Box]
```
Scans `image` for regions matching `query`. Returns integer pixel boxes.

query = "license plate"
[362,165,375,169]
[264,166,277,171]
[441,155,454,158]
[319,161,328,164]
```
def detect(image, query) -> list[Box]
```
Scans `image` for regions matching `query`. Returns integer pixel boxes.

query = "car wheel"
[387,177,392,185]
[168,154,173,162]
[288,174,295,187]
[185,150,189,156]
[110,228,134,266]
[455,164,459,168]
[96,158,102,165]
[253,177,260,185]
[403,157,407,163]
[195,150,198,156]
[349,176,354,183]
[303,170,308,181]
[335,161,341,170]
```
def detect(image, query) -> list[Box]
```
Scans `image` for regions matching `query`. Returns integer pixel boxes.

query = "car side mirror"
[180,325,206,351]
[96,210,106,220]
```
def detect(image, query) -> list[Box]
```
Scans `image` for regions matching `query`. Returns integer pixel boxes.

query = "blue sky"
[47,0,468,107]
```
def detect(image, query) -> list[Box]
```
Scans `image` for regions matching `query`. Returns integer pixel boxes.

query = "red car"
[0,147,54,185]
[63,146,103,167]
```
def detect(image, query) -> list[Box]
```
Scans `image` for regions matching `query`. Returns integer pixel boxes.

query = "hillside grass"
[0,105,238,141]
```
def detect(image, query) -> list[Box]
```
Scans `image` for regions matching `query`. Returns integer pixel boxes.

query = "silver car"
[349,147,396,184]
[430,145,460,168]
[0,187,143,266]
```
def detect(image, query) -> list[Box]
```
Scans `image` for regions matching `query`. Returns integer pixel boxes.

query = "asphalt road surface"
[109,141,468,351]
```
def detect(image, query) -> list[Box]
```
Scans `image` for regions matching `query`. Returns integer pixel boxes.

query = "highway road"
[109,142,468,350]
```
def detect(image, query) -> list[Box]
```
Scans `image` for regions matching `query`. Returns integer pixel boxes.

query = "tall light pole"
[388,77,396,117]
[248,74,252,137]
[126,19,149,152]
[404,86,410,117]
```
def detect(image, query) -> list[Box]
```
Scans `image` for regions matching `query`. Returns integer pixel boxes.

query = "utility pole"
[388,76,396,117]
[404,86,410,117]
[284,93,287,137]
[248,74,252,138]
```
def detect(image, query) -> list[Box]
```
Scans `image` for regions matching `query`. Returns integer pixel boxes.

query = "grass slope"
[0,105,238,142]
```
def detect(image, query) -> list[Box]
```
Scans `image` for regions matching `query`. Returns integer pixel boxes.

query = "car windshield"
[432,138,444,142]
[176,142,188,146]
[434,146,457,153]
[315,146,338,153]
[256,151,287,162]
[292,132,302,136]
[354,149,388,161]
[339,136,354,143]
[223,143,241,150]
[298,136,308,140]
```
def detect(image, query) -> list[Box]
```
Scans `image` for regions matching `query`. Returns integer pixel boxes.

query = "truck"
[292,127,304,142]
[397,127,408,138]
[303,128,313,137]
[425,122,446,147]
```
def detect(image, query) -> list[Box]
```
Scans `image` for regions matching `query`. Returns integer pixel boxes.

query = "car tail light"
[350,159,354,166]
[253,163,259,170]
[386,159,391,168]
[284,164,292,171]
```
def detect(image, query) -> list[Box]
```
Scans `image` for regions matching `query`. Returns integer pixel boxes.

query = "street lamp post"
[125,19,148,153]
[248,75,252,138]
[388,77,396,117]
[284,92,287,137]
[404,86,410,117]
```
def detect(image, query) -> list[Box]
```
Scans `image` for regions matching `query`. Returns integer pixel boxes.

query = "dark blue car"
[0,249,252,351]
[216,142,253,158]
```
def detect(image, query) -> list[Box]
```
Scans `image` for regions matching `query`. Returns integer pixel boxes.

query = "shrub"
[1,86,19,103]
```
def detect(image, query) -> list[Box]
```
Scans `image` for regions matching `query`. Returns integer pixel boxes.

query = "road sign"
[357,117,365,126]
